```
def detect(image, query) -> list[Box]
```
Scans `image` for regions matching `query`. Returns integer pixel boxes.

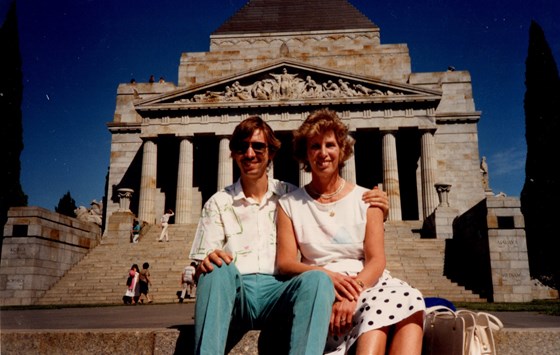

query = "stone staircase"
[384,221,483,302]
[37,221,483,305]
[37,224,198,305]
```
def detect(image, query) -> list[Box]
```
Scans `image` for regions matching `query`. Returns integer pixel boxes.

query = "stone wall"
[0,207,101,306]
[180,30,412,86]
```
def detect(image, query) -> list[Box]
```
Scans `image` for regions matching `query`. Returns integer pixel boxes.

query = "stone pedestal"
[433,183,458,239]
[105,211,135,244]
[486,195,532,302]
[433,206,459,239]
[117,188,134,211]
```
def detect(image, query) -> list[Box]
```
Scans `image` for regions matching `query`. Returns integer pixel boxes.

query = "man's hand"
[330,299,356,336]
[362,185,389,221]
[195,249,234,280]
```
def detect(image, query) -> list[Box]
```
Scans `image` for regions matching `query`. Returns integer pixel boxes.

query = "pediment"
[135,59,441,111]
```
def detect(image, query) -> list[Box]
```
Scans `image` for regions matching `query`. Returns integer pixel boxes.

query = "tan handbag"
[423,306,503,355]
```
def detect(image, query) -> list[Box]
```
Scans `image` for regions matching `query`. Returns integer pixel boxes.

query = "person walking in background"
[276,109,424,354]
[139,262,153,304]
[158,209,174,242]
[123,264,140,305]
[131,220,141,243]
[179,261,197,302]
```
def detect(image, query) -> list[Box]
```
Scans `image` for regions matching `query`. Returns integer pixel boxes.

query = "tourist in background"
[188,116,389,354]
[131,220,141,243]
[123,264,140,305]
[138,262,153,303]
[179,261,197,302]
[158,209,174,242]
[276,109,424,354]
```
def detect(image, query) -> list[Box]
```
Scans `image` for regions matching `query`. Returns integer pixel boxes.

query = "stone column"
[421,130,439,218]
[117,188,134,211]
[138,138,157,224]
[381,130,402,221]
[299,167,311,187]
[217,136,232,190]
[176,137,194,224]
[341,155,356,184]
[341,133,357,184]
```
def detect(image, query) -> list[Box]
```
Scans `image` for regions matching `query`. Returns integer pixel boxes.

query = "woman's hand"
[330,299,356,336]
[324,270,363,301]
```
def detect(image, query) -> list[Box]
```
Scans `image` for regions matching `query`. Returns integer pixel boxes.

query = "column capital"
[379,128,398,134]
[140,135,158,142]
[419,127,437,134]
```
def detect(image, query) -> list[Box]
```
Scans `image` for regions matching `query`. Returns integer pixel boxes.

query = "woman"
[276,109,424,354]
[123,264,140,305]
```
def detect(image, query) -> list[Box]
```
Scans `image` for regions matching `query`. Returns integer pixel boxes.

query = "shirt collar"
[231,177,284,202]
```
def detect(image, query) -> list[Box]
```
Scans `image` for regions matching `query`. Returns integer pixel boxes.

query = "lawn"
[456,299,560,316]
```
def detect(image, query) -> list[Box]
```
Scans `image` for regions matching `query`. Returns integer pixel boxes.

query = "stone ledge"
[2,328,559,355]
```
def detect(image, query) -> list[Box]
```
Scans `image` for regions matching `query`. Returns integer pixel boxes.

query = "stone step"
[3,327,558,355]
[37,221,487,305]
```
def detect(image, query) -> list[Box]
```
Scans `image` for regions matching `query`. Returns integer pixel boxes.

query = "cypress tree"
[520,20,560,288]
[1,1,28,254]
[55,191,77,218]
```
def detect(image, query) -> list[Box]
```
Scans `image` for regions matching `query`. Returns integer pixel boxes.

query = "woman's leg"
[387,311,424,355]
[355,327,389,355]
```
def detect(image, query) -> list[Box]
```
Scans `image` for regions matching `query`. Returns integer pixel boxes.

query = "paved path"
[2,302,559,330]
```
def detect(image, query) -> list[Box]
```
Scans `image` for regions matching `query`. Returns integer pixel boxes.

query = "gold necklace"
[308,178,346,200]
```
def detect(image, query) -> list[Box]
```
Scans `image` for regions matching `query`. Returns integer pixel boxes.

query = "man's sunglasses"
[233,141,268,154]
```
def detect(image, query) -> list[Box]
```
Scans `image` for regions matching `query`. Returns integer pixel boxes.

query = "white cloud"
[488,147,525,177]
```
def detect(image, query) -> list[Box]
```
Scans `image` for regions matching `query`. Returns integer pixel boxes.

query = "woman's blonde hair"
[293,108,354,172]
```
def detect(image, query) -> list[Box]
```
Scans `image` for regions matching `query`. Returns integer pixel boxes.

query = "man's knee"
[198,262,239,287]
[295,270,334,301]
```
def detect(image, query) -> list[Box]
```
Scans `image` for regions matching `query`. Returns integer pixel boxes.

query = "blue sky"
[2,0,559,210]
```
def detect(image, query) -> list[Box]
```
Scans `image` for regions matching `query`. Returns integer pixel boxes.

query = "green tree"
[520,20,560,288]
[55,191,77,218]
[1,1,27,256]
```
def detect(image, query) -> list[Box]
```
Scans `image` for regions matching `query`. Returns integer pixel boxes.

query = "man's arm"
[362,186,389,221]
[188,196,234,280]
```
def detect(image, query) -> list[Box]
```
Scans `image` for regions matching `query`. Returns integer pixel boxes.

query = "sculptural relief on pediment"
[173,67,406,104]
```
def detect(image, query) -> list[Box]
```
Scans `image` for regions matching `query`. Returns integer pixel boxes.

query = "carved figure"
[74,200,103,226]
[480,156,490,190]
[338,79,357,97]
[304,75,323,96]
[177,70,406,103]
[270,68,298,98]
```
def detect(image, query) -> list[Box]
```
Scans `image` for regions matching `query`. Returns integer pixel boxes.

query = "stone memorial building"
[102,0,535,301]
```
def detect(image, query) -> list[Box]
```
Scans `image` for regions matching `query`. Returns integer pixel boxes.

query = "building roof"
[213,0,378,35]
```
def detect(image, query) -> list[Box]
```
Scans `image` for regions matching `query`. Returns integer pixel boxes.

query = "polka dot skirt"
[325,271,425,354]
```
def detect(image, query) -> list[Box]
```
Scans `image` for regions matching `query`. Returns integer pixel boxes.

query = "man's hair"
[229,116,281,156]
[293,108,354,172]
[143,262,149,269]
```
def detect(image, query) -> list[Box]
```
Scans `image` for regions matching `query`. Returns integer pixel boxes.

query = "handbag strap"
[477,312,504,331]
[425,305,456,314]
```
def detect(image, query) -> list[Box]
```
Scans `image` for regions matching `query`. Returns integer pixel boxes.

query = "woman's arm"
[276,204,362,301]
[355,206,386,287]
[276,205,315,276]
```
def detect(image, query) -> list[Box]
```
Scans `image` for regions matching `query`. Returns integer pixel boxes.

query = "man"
[179,261,197,302]
[189,116,388,354]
